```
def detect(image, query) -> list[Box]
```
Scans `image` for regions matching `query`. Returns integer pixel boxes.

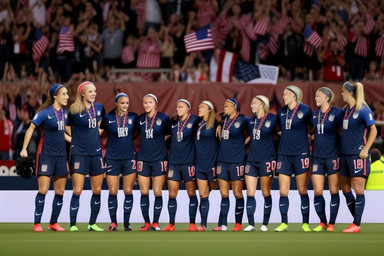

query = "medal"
[197,121,206,141]
[53,106,65,131]
[145,111,158,139]
[317,106,332,135]
[252,113,268,140]
[285,104,300,130]
[116,110,129,137]
[86,103,97,128]
[177,113,191,142]
[343,106,355,130]
[222,112,239,140]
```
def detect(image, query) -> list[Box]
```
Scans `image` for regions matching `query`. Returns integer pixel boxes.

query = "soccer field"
[1,223,383,256]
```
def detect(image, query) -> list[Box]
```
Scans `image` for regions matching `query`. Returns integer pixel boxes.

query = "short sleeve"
[31,110,46,127]
[361,107,375,127]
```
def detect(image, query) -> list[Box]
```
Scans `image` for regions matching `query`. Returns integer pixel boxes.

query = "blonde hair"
[286,85,303,102]
[255,95,270,113]
[206,108,216,130]
[354,82,366,111]
[70,82,95,114]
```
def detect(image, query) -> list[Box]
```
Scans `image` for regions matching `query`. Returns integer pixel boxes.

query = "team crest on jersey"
[217,166,222,174]
[74,162,80,170]
[276,161,282,170]
[41,164,48,172]
[353,112,359,119]
[156,119,162,125]
[328,115,335,122]
[168,170,174,178]
[312,164,318,172]
[297,111,304,119]
[245,165,250,174]
[97,110,101,116]
[187,123,193,129]
[265,120,271,128]
[128,118,132,124]
[234,122,240,128]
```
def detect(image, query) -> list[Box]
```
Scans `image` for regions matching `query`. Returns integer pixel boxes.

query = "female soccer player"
[68,81,105,232]
[195,100,218,231]
[214,98,247,232]
[340,82,377,233]
[137,94,170,231]
[163,99,199,231]
[244,95,277,232]
[100,93,138,231]
[21,84,70,232]
[275,85,313,232]
[311,87,343,232]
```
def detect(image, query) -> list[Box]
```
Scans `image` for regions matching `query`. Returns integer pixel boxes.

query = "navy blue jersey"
[137,111,170,162]
[169,114,199,164]
[31,105,68,156]
[100,110,138,160]
[246,113,277,162]
[341,105,375,155]
[278,103,312,156]
[311,106,343,158]
[217,114,248,163]
[195,120,218,172]
[68,102,105,156]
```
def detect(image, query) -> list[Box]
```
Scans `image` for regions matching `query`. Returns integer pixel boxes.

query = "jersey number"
[353,159,363,169]
[188,166,196,177]
[161,161,168,172]
[301,158,310,169]
[266,160,276,172]
[131,159,136,170]
[236,166,244,176]
[332,158,340,170]
[89,118,97,128]
[137,161,143,172]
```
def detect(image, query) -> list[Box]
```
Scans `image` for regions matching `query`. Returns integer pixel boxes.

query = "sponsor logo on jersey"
[156,119,162,125]
[297,111,304,119]
[328,114,335,121]
[48,115,55,119]
[140,121,145,125]
[265,120,271,128]
[234,122,240,128]
[79,112,87,118]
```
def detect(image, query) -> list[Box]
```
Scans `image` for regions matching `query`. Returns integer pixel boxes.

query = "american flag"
[137,40,161,68]
[254,18,269,36]
[57,25,75,54]
[234,61,279,85]
[336,32,347,49]
[197,2,216,28]
[209,50,238,83]
[122,45,135,64]
[375,32,384,57]
[32,28,49,62]
[184,25,215,53]
[354,14,374,58]
[304,25,322,56]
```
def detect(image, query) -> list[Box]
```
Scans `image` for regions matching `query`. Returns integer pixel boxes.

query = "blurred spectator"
[0,106,13,160]
[318,38,345,81]
[365,60,381,80]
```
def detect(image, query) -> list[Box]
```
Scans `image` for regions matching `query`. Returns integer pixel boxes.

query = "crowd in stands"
[1,0,384,160]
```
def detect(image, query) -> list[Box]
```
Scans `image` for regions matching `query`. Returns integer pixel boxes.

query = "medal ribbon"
[178,113,191,133]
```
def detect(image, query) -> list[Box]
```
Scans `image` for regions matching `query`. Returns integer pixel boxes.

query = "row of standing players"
[21,81,377,233]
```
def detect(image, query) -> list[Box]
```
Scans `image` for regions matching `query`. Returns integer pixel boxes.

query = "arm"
[64,133,72,143]
[20,123,37,157]
[359,124,377,159]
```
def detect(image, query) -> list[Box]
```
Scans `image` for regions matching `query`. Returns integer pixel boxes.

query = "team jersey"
[169,114,199,164]
[341,105,375,155]
[137,111,170,162]
[100,109,138,160]
[68,102,105,156]
[194,120,218,172]
[217,113,248,163]
[278,103,312,156]
[31,105,68,156]
[311,106,343,158]
[246,113,277,162]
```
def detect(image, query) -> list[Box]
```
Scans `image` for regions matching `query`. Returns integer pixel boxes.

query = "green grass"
[1,223,384,256]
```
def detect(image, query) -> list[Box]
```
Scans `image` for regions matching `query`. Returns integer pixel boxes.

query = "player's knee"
[38,188,48,195]
[92,187,102,194]
[153,190,162,197]
[123,188,133,195]
[73,188,83,195]
[109,187,118,195]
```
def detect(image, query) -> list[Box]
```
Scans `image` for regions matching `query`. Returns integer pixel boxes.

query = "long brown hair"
[36,87,66,113]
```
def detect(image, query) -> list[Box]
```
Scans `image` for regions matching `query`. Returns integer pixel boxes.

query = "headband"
[226,98,240,111]
[115,93,129,102]
[49,84,64,97]
[177,99,191,108]
[201,100,214,111]
[255,95,269,107]
[77,81,94,95]
[343,82,356,93]
[143,93,158,103]
[286,85,301,100]
[317,87,333,101]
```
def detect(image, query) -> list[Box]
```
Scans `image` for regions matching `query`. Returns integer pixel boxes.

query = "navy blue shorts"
[245,159,275,178]
[216,162,244,181]
[70,155,106,176]
[137,160,167,177]
[196,167,216,181]
[168,163,196,182]
[276,154,310,176]
[340,154,370,178]
[311,157,340,176]
[106,158,136,176]
[36,154,68,176]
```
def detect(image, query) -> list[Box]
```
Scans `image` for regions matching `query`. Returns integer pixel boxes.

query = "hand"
[216,125,222,140]
[20,149,28,158]
[359,147,369,159]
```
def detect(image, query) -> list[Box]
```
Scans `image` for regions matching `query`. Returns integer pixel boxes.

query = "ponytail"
[354,82,366,111]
